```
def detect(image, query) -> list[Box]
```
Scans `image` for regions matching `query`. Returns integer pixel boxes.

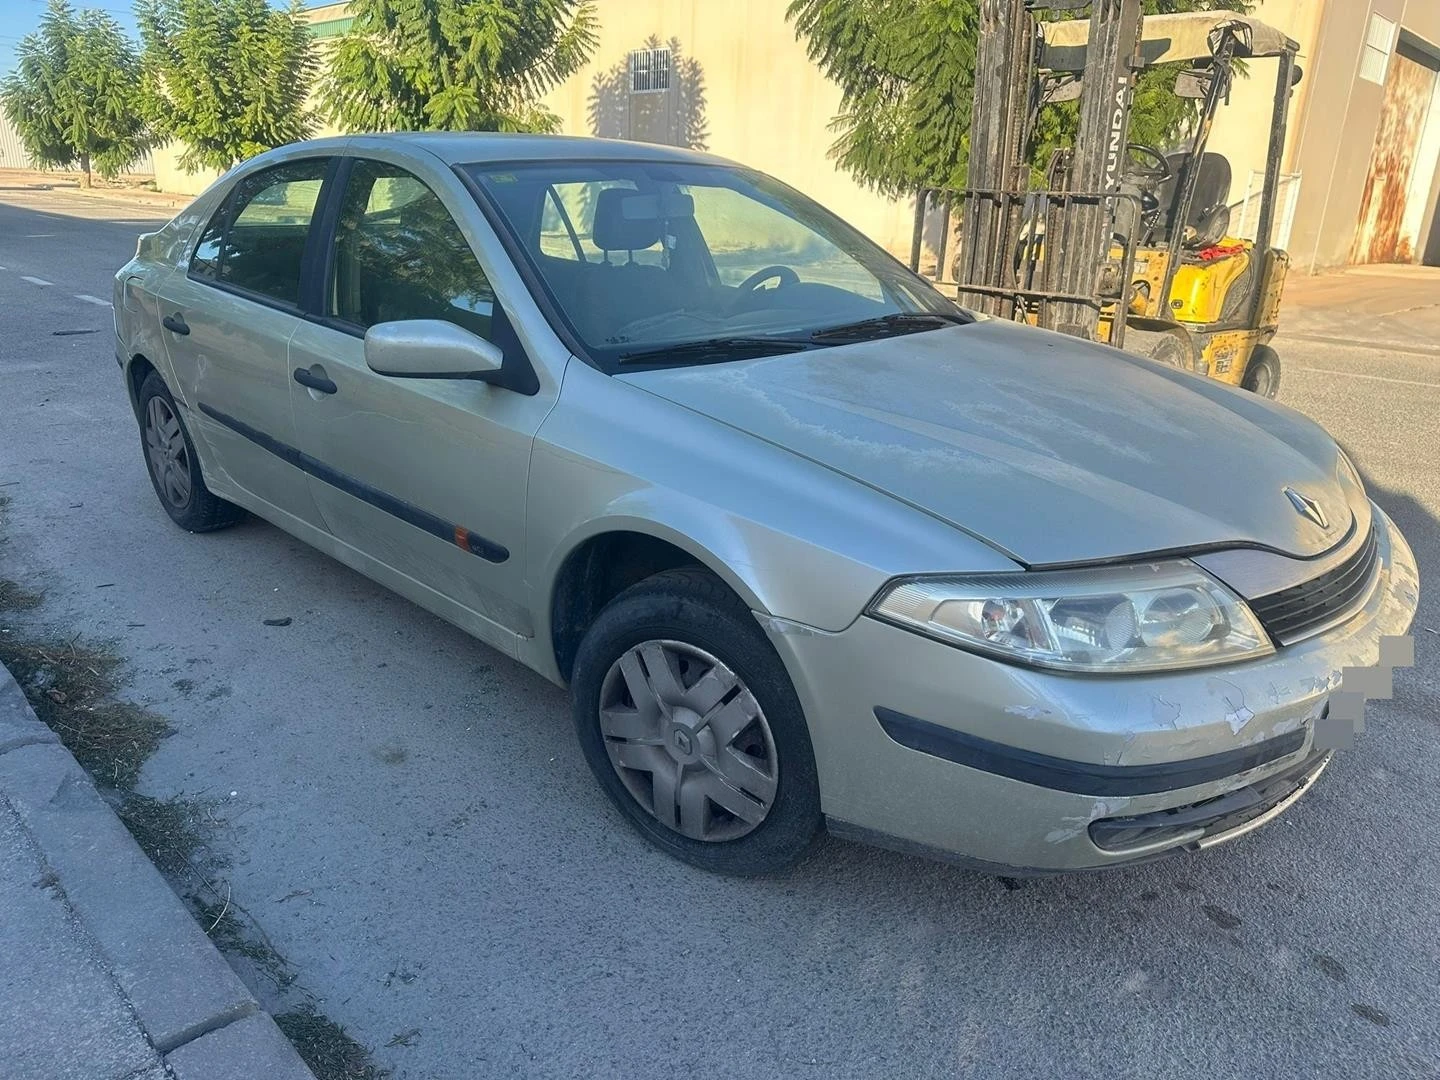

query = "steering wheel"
[736,265,799,293]
[1125,144,1173,184]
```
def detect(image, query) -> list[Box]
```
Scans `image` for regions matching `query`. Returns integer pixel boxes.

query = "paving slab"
[0,740,257,1053]
[166,1011,317,1080]
[0,672,59,756]
[0,797,161,1080]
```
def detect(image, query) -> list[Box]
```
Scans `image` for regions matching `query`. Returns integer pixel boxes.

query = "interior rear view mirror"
[364,319,505,382]
[619,191,695,221]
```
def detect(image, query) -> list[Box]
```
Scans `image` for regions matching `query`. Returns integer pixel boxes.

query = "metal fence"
[0,113,156,175]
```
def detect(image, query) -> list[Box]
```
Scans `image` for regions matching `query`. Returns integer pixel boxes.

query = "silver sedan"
[113,134,1418,875]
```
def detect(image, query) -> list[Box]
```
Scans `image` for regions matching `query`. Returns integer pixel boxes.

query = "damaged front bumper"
[765,503,1419,873]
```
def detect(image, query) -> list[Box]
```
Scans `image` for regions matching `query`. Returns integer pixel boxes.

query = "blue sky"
[1,0,143,75]
[0,0,311,78]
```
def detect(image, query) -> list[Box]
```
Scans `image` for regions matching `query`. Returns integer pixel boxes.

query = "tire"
[571,568,823,875]
[137,371,244,532]
[1147,328,1199,372]
[1241,344,1282,399]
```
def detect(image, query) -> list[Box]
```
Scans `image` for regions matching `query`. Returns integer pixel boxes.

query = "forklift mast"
[957,0,1144,342]
[1051,0,1142,339]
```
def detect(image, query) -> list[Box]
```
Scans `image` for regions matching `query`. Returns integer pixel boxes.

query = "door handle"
[293,367,338,395]
[161,312,190,336]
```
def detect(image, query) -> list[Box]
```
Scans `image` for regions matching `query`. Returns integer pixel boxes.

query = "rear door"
[286,154,554,641]
[156,158,334,527]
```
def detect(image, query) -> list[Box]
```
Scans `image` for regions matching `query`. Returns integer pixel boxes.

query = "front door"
[287,157,550,640]
[157,158,332,528]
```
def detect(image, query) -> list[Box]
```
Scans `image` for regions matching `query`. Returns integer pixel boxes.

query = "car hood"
[620,319,1355,566]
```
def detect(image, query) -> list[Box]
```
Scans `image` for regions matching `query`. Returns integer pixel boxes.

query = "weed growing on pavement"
[0,579,42,610]
[191,895,297,993]
[275,1005,391,1080]
[115,792,220,878]
[0,636,172,790]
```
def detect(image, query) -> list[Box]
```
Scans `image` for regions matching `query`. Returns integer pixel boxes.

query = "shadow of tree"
[587,35,709,152]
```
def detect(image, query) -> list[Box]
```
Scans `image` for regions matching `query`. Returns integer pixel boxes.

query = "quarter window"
[329,160,495,338]
[194,160,327,306]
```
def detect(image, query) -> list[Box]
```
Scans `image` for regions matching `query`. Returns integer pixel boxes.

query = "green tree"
[137,0,316,173]
[323,0,599,134]
[0,0,151,188]
[786,0,1247,197]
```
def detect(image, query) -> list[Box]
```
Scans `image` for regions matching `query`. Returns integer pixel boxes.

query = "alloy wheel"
[144,396,192,510]
[598,639,778,842]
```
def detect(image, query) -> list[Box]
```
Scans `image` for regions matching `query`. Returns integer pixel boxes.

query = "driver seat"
[1150,152,1232,246]
[577,188,686,341]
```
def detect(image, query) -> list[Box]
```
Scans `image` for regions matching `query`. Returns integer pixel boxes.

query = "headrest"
[591,187,694,251]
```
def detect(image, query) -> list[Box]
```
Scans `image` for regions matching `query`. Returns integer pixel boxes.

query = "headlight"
[869,561,1274,673]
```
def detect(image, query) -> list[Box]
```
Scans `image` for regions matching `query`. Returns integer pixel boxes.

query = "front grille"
[1249,526,1379,644]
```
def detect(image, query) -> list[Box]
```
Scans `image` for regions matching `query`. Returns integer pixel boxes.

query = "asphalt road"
[2,187,1438,1080]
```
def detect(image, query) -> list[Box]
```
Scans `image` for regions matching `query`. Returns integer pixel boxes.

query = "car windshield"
[465,160,969,370]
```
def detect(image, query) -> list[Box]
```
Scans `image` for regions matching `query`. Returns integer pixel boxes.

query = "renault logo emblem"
[1284,487,1328,529]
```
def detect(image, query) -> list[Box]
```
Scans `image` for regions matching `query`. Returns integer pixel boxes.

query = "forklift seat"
[1152,152,1232,246]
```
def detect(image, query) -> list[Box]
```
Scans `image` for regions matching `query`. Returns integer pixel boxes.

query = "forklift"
[948,1,1302,397]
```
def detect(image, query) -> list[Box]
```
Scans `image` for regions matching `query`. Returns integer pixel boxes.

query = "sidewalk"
[0,666,315,1080]
[1281,264,1440,355]
[0,168,193,212]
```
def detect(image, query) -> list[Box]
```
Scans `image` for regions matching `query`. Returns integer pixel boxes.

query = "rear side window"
[328,159,495,338]
[191,159,328,307]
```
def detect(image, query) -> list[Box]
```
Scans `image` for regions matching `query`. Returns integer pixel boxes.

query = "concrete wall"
[537,0,915,257]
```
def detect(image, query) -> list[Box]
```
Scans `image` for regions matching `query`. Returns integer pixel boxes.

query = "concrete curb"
[0,667,314,1079]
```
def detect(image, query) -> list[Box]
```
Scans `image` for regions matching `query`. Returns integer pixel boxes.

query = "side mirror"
[363,319,505,382]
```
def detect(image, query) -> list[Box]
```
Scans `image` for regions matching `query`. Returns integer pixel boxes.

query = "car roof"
[280,132,733,168]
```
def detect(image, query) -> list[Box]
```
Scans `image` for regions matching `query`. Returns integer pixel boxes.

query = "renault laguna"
[113,135,1419,875]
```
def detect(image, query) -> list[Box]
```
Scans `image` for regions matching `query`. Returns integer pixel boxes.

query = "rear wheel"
[571,568,822,875]
[137,371,244,532]
[1241,344,1282,399]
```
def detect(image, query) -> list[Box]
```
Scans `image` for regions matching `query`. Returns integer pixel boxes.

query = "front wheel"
[1241,344,1282,399]
[571,568,822,875]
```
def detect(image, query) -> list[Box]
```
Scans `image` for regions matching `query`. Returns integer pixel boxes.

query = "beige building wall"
[538,0,915,257]
[1202,0,1326,220]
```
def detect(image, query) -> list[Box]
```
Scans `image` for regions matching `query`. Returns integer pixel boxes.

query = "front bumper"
[764,502,1419,872]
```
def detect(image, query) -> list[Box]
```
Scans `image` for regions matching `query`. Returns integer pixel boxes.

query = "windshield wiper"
[808,310,971,343]
[617,337,812,366]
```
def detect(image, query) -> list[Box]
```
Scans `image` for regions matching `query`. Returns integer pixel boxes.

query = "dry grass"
[275,1005,391,1080]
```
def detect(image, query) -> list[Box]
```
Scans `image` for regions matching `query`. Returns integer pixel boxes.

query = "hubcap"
[144,396,192,509]
[598,640,778,842]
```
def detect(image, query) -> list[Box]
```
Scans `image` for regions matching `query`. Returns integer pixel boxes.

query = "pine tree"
[0,0,151,188]
[137,0,316,173]
[323,0,599,134]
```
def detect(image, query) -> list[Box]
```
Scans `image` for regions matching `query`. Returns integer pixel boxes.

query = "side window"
[207,160,327,306]
[190,209,226,279]
[329,160,495,338]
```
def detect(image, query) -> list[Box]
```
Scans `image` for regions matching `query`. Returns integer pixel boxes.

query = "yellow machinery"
[950,6,1301,397]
